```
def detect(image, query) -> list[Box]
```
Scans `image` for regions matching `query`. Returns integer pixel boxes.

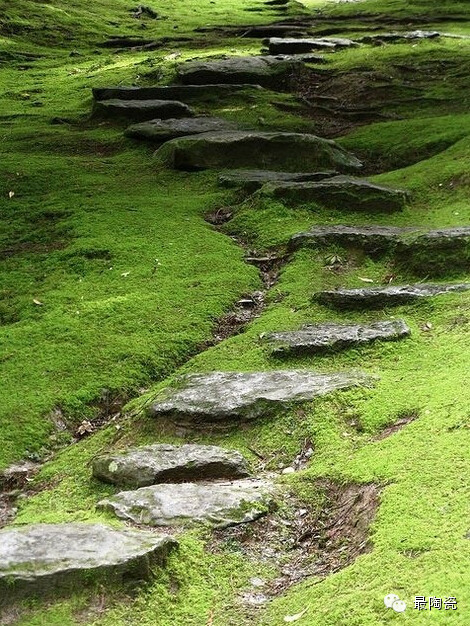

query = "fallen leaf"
[8,191,15,198]
[358,277,374,283]
[33,299,43,306]
[284,608,308,622]
[421,322,433,331]
[121,271,130,277]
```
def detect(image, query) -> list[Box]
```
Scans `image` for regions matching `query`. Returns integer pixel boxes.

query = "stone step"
[125,116,239,142]
[288,225,470,263]
[93,99,194,122]
[266,319,410,355]
[149,370,372,426]
[360,30,440,44]
[260,176,409,212]
[314,283,470,309]
[154,131,362,173]
[266,37,357,54]
[98,479,275,528]
[92,84,265,102]
[93,444,250,488]
[218,169,336,193]
[0,523,176,601]
[176,55,323,89]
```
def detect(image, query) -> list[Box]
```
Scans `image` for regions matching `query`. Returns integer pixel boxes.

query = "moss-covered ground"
[1,0,470,623]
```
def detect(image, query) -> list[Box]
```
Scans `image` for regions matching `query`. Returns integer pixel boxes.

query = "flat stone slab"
[261,176,408,212]
[149,370,371,426]
[266,320,410,355]
[92,84,264,102]
[266,37,356,54]
[360,30,441,44]
[125,116,238,142]
[314,283,470,309]
[177,55,310,88]
[93,444,250,487]
[218,169,336,193]
[0,523,176,600]
[154,131,362,173]
[289,225,416,251]
[93,99,194,122]
[98,479,275,528]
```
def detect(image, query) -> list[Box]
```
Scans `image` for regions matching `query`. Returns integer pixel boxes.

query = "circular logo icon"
[392,600,407,613]
[384,594,400,608]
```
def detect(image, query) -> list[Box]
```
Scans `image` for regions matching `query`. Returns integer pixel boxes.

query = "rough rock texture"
[92,84,264,102]
[98,479,275,528]
[93,99,194,122]
[360,30,441,44]
[314,283,470,309]
[154,132,362,173]
[125,117,238,142]
[149,370,371,426]
[0,523,177,601]
[93,444,250,487]
[266,37,356,54]
[288,226,470,272]
[266,320,410,355]
[218,169,336,193]
[177,55,308,88]
[261,176,408,212]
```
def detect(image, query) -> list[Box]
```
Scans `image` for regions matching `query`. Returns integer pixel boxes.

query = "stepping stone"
[218,169,336,193]
[154,132,363,173]
[260,175,408,212]
[93,444,250,488]
[266,37,356,54]
[149,370,371,426]
[98,479,275,528]
[92,84,264,102]
[314,283,470,309]
[93,99,194,122]
[288,226,470,271]
[360,30,440,44]
[176,55,312,88]
[239,25,310,38]
[0,523,176,600]
[125,117,239,142]
[266,320,410,356]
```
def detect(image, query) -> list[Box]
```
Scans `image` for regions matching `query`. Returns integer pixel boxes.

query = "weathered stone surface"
[0,523,176,600]
[314,283,470,308]
[0,461,39,490]
[177,55,308,88]
[149,370,371,425]
[93,99,194,122]
[218,169,336,193]
[360,30,441,44]
[266,320,410,355]
[288,226,470,272]
[261,176,408,212]
[125,117,238,142]
[93,444,249,487]
[154,132,362,173]
[288,225,417,252]
[266,37,356,54]
[98,479,275,528]
[92,84,264,102]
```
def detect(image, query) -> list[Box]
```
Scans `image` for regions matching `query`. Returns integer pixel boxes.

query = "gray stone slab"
[92,84,265,102]
[177,55,311,88]
[288,225,418,251]
[314,283,470,309]
[267,37,338,54]
[149,370,372,426]
[93,444,250,487]
[261,175,408,212]
[360,30,441,44]
[98,479,275,528]
[266,320,410,355]
[125,116,238,142]
[154,131,362,173]
[0,523,176,600]
[218,169,336,193]
[93,99,194,122]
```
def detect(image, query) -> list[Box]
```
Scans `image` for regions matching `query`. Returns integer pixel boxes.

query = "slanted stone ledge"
[0,523,177,603]
[92,84,265,102]
[92,99,194,122]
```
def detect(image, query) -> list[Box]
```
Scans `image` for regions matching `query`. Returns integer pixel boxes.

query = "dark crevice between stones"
[374,409,419,441]
[209,480,380,607]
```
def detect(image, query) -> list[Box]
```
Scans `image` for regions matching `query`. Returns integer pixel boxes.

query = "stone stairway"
[4,16,469,606]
